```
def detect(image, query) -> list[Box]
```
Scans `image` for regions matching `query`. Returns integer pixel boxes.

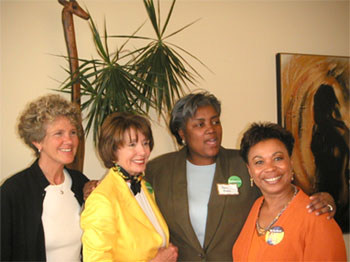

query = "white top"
[127,182,167,247]
[42,170,82,262]
[186,160,216,247]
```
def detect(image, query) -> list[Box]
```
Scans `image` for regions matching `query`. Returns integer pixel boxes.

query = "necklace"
[113,164,144,195]
[49,177,65,195]
[51,182,64,194]
[256,185,298,236]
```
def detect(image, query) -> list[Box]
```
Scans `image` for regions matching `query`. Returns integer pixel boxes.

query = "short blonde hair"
[18,94,82,156]
[98,112,154,168]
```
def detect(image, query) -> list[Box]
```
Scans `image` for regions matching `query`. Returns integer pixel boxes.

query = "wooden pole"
[58,0,89,172]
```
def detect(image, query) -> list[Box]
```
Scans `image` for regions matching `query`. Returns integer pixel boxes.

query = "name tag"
[217,183,239,195]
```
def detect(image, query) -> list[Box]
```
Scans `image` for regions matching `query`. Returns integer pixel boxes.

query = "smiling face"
[33,116,79,169]
[114,128,151,176]
[247,138,293,197]
[179,105,222,165]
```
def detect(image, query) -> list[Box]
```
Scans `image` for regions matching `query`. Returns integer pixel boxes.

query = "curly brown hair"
[18,94,82,156]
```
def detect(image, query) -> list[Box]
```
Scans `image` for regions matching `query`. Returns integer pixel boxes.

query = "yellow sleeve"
[81,192,117,262]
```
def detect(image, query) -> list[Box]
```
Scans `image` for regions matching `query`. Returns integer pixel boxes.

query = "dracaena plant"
[59,0,205,144]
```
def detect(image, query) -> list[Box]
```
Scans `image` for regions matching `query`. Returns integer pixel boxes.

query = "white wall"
[2,0,348,181]
[1,0,349,257]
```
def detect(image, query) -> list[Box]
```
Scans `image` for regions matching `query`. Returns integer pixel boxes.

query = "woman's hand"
[83,180,100,200]
[150,243,178,262]
[307,192,336,219]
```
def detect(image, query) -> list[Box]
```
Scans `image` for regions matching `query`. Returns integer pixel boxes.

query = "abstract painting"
[276,53,349,232]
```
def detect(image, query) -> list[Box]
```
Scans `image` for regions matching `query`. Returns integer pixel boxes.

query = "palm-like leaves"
[131,0,203,113]
[59,0,204,144]
[60,18,151,143]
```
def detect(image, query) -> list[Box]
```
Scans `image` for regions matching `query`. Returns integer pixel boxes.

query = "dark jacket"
[1,160,89,261]
[145,147,261,261]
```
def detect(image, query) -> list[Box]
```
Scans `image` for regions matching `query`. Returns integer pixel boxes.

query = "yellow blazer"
[81,168,169,262]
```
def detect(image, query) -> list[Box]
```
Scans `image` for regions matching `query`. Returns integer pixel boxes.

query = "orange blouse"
[233,189,347,261]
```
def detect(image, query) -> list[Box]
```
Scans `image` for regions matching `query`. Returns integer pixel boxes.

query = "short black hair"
[169,91,221,145]
[240,122,294,163]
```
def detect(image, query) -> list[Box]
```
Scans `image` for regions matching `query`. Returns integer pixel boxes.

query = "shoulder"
[219,147,240,155]
[217,147,250,176]
[65,167,89,184]
[292,190,346,258]
[148,150,181,165]
[292,189,339,226]
[291,188,315,214]
[84,171,121,208]
[1,163,37,192]
[294,189,310,206]
[146,150,183,176]
[218,147,243,162]
[0,162,47,206]
[81,177,116,221]
[92,169,119,196]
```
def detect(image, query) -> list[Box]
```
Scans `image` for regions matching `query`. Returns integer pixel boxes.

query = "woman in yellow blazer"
[81,112,178,262]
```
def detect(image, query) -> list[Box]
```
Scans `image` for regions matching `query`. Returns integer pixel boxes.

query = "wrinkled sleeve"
[81,192,117,262]
[303,215,347,261]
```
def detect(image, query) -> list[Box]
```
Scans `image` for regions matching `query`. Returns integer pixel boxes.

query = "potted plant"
[59,0,205,144]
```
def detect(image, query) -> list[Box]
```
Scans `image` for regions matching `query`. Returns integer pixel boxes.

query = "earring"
[250,177,254,187]
[38,148,41,153]
[182,139,186,146]
[291,170,295,181]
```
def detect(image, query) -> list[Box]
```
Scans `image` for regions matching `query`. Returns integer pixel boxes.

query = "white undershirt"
[42,170,82,262]
[127,182,166,247]
[186,160,216,247]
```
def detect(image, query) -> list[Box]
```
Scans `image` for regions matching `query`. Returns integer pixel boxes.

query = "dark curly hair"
[240,122,294,163]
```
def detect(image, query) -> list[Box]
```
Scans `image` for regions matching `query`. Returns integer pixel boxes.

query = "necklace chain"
[49,176,65,194]
[256,185,298,236]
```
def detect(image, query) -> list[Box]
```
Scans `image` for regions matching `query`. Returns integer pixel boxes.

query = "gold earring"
[250,177,254,187]
[182,139,186,146]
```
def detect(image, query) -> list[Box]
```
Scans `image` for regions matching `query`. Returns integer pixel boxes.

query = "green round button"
[228,175,242,188]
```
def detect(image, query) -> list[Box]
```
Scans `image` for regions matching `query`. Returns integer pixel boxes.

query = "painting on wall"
[276,53,350,232]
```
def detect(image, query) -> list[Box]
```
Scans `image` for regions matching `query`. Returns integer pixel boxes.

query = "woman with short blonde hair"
[1,94,89,262]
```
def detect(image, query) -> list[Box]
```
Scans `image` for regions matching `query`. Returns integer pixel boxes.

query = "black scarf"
[113,164,144,195]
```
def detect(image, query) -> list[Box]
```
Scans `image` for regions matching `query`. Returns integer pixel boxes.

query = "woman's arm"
[303,213,346,261]
[81,193,116,262]
[0,185,12,261]
[150,243,178,262]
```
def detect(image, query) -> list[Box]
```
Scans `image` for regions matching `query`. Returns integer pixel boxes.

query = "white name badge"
[217,183,239,195]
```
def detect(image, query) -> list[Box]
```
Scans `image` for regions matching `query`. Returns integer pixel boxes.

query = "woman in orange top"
[233,122,346,261]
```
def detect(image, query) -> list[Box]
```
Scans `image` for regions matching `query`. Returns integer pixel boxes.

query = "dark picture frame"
[276,53,350,232]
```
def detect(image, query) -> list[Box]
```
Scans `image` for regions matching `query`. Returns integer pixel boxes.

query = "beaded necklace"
[256,185,298,236]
